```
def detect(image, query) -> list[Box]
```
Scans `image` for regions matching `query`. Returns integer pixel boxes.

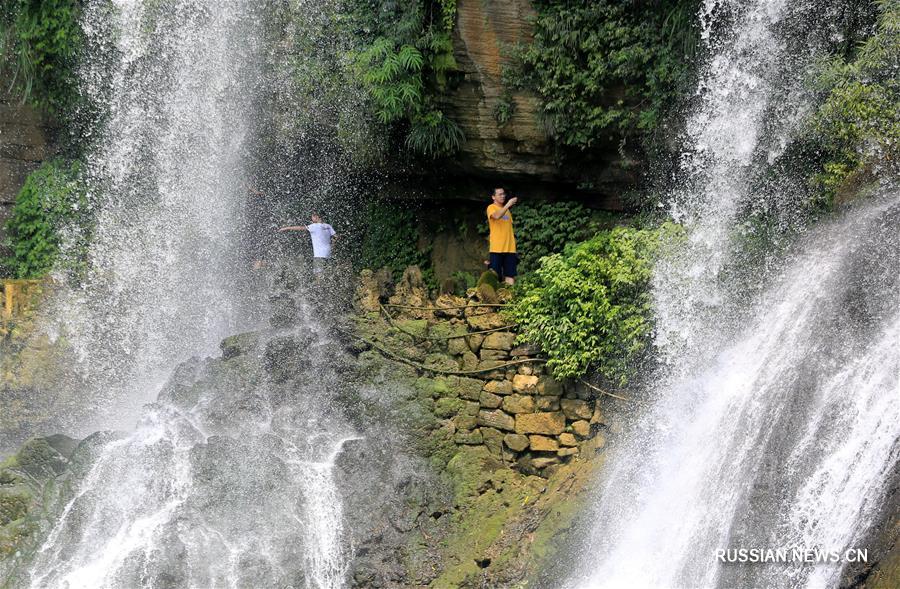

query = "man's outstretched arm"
[278,225,308,232]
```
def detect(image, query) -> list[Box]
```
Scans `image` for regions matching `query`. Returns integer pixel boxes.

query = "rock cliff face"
[0,93,55,256]
[444,0,552,179]
[442,0,632,204]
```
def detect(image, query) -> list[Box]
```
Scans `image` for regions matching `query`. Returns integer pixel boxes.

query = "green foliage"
[508,224,682,384]
[2,159,90,279]
[514,0,700,149]
[0,0,83,114]
[492,90,515,126]
[808,0,899,204]
[358,200,431,282]
[489,200,616,274]
[348,1,464,158]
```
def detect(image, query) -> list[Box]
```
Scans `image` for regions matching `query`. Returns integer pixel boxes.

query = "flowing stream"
[571,1,899,588]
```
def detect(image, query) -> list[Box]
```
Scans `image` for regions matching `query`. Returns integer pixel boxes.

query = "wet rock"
[571,420,591,437]
[515,412,565,436]
[535,396,560,411]
[455,377,485,399]
[264,334,313,383]
[476,360,506,379]
[561,399,592,421]
[531,456,559,470]
[557,447,579,458]
[424,353,457,372]
[463,401,481,416]
[220,332,259,360]
[476,282,498,304]
[477,409,515,432]
[448,335,470,356]
[354,269,381,313]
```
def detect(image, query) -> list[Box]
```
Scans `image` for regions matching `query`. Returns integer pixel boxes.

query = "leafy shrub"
[348,0,464,158]
[513,0,700,149]
[808,0,898,204]
[358,200,431,283]
[508,223,682,384]
[0,0,83,114]
[2,159,90,279]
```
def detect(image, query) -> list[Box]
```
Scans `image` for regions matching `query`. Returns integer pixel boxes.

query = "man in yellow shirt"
[486,187,519,285]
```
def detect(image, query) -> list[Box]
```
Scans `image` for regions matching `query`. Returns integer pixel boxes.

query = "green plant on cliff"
[348,0,464,158]
[2,159,90,279]
[807,0,898,206]
[513,0,700,149]
[509,224,682,384]
[358,200,432,283]
[0,0,83,114]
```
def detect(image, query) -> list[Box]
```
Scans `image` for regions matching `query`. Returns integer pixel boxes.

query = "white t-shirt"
[307,223,336,258]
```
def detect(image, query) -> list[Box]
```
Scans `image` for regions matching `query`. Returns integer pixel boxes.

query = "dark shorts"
[489,252,518,279]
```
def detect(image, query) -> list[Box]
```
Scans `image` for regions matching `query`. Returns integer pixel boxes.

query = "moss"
[476,271,500,291]
[396,319,429,340]
[0,492,30,526]
[434,397,465,418]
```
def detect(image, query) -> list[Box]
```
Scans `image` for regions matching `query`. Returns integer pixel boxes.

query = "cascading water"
[13,1,361,587]
[46,0,266,432]
[569,1,899,588]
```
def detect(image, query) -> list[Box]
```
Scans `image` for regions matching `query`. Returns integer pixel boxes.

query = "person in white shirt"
[278,212,337,275]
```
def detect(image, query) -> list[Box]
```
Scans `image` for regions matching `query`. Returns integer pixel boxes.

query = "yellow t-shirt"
[487,204,516,253]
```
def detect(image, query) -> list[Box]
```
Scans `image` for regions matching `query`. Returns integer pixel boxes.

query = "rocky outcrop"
[444,0,555,179]
[442,0,633,202]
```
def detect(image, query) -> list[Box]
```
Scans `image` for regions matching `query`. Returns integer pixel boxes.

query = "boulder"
[503,433,529,452]
[477,409,516,432]
[466,312,507,331]
[463,401,481,416]
[515,412,565,436]
[531,456,559,470]
[482,332,516,351]
[557,447,579,458]
[528,435,559,452]
[501,394,535,414]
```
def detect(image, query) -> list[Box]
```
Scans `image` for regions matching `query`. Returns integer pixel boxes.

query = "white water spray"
[571,1,900,587]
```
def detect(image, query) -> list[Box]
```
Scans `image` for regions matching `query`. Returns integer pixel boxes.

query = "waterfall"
[570,0,899,587]
[16,2,358,587]
[45,0,265,433]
